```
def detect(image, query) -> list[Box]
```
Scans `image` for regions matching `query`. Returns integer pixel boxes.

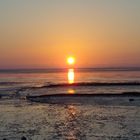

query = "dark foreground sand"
[0,97,140,140]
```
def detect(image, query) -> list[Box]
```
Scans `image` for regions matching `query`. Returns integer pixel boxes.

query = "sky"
[0,0,140,69]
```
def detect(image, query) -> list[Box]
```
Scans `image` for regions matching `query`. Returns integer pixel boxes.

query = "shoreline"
[26,92,140,105]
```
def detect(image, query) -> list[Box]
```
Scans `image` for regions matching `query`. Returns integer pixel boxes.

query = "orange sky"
[0,0,140,69]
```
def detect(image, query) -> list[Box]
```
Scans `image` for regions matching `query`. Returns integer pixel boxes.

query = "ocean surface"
[0,68,140,97]
[0,68,140,139]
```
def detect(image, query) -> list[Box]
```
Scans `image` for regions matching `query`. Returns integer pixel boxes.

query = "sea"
[0,68,140,140]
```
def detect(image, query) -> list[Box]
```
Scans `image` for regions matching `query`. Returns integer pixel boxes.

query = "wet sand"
[0,98,140,140]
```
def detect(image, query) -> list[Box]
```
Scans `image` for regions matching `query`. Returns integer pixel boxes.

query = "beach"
[0,99,140,140]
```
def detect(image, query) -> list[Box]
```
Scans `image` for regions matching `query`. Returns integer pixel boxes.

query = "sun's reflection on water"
[68,89,75,94]
[68,69,75,84]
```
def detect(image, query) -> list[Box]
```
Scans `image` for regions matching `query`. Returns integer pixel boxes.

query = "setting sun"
[67,57,75,65]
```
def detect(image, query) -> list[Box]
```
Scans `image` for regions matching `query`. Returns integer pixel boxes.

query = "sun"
[67,57,75,65]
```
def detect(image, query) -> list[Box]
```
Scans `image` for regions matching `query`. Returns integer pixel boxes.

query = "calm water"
[0,68,140,140]
[0,68,140,97]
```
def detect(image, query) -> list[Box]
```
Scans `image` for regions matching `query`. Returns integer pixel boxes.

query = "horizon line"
[0,67,140,72]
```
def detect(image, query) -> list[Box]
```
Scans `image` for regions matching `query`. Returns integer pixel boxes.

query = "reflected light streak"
[68,105,77,117]
[68,69,75,84]
[68,89,75,94]
[66,105,79,140]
